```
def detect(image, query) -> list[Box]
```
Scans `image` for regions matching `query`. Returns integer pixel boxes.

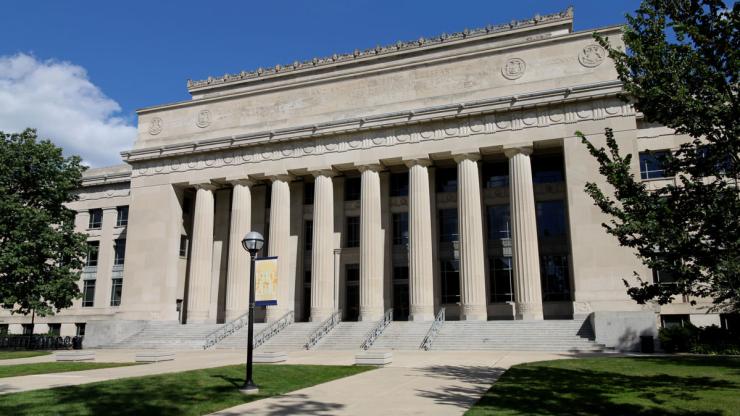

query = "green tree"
[0,129,88,316]
[578,0,739,311]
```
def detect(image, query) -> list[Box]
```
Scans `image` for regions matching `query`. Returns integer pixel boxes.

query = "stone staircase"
[370,321,434,350]
[202,323,269,349]
[429,318,605,352]
[214,322,321,350]
[313,321,377,350]
[103,321,225,349]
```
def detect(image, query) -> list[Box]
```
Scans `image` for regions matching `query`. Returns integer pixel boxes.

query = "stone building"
[0,8,724,343]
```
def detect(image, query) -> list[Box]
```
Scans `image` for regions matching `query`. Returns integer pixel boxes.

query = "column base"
[462,304,488,321]
[310,307,335,322]
[410,312,435,322]
[265,307,288,322]
[359,308,384,322]
[186,310,209,323]
[515,303,544,320]
[224,310,248,322]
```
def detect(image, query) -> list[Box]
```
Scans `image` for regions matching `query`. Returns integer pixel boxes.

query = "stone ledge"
[355,351,393,366]
[135,352,176,362]
[55,351,95,362]
[254,351,287,363]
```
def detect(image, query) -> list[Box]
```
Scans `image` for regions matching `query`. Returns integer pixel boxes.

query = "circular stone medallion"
[579,44,606,68]
[148,117,163,135]
[501,58,526,80]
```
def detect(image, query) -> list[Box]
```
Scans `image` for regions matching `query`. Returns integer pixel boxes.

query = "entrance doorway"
[345,264,360,321]
[393,266,410,321]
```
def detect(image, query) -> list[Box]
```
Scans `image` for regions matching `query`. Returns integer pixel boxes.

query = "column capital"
[308,168,338,178]
[357,163,384,173]
[452,152,481,163]
[267,174,294,183]
[503,145,534,158]
[403,158,433,168]
[190,182,218,191]
[225,178,255,187]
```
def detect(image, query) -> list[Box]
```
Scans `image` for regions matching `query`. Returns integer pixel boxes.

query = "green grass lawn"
[0,364,373,416]
[0,350,52,360]
[466,356,740,416]
[0,362,139,378]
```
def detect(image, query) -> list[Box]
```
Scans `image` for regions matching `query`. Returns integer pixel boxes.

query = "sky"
[0,0,642,167]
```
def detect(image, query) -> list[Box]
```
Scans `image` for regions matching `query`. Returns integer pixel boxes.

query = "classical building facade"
[1,8,725,337]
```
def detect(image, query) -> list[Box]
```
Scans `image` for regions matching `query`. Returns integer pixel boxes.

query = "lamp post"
[240,231,264,395]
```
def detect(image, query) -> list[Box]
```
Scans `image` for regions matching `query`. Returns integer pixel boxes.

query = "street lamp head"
[241,231,264,253]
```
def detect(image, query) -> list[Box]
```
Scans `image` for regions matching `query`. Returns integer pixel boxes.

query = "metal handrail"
[305,310,342,350]
[254,311,294,349]
[203,310,250,350]
[420,307,446,351]
[360,308,393,350]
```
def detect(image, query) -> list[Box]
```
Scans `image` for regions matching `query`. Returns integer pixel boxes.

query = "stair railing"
[360,308,393,350]
[254,310,294,349]
[305,310,342,350]
[203,310,250,350]
[420,307,445,351]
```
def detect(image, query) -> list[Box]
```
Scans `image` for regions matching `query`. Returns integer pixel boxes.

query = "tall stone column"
[405,159,435,321]
[266,176,292,321]
[187,184,215,323]
[505,147,544,320]
[454,154,488,320]
[225,180,252,321]
[359,164,385,321]
[310,170,336,321]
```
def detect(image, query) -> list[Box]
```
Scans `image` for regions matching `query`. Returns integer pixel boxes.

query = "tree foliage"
[0,129,87,316]
[578,0,739,311]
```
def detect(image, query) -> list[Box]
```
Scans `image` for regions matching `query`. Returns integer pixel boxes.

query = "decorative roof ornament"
[187,7,573,91]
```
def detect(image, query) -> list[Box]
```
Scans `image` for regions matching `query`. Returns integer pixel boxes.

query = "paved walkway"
[0,349,609,414]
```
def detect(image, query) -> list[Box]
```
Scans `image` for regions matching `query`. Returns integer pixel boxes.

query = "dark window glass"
[48,323,61,336]
[345,177,361,201]
[88,209,103,229]
[438,208,459,242]
[82,280,96,307]
[86,241,100,267]
[491,257,514,302]
[113,239,126,266]
[535,200,567,238]
[304,182,315,205]
[661,314,689,328]
[540,255,570,301]
[116,206,129,227]
[110,278,123,306]
[532,154,565,183]
[392,212,409,246]
[487,204,511,240]
[390,172,409,197]
[483,161,509,188]
[652,268,677,284]
[639,151,671,180]
[393,266,409,281]
[179,235,189,257]
[440,260,460,304]
[346,264,360,282]
[22,324,34,335]
[304,221,313,251]
[435,167,458,193]
[75,323,86,336]
[346,216,360,247]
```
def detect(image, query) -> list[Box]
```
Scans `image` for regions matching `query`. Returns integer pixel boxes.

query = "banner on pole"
[254,256,278,306]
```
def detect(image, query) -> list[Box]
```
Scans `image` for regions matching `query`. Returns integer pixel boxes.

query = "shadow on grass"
[467,357,740,416]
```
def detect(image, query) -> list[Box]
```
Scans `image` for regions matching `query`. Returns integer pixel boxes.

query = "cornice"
[123,80,623,163]
[186,8,573,94]
[80,171,132,187]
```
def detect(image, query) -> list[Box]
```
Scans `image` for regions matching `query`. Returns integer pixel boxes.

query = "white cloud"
[0,53,136,167]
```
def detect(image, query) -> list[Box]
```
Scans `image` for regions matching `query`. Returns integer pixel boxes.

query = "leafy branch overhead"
[579,0,739,311]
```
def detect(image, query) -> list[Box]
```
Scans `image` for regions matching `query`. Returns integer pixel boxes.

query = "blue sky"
[0,0,641,166]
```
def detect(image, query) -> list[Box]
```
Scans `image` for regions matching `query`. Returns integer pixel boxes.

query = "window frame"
[116,206,129,227]
[88,209,103,229]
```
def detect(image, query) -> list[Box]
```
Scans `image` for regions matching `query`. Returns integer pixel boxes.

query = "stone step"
[313,322,378,350]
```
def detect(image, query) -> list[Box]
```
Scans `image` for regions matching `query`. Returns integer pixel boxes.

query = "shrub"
[660,324,740,355]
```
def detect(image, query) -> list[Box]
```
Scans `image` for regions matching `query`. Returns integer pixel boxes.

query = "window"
[661,315,689,329]
[438,208,458,242]
[491,257,514,302]
[532,154,565,183]
[116,206,129,227]
[85,241,100,267]
[652,268,677,284]
[22,324,34,335]
[435,167,457,193]
[47,323,61,336]
[344,177,361,201]
[535,201,567,238]
[304,221,313,251]
[639,151,671,179]
[82,280,96,307]
[346,264,360,282]
[0,324,8,335]
[483,161,509,188]
[304,182,315,205]
[88,209,103,229]
[179,235,189,257]
[346,216,360,247]
[540,255,570,301]
[440,260,460,304]
[392,212,409,246]
[390,172,409,197]
[110,278,123,306]
[487,204,511,240]
[75,323,86,337]
[113,239,126,266]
